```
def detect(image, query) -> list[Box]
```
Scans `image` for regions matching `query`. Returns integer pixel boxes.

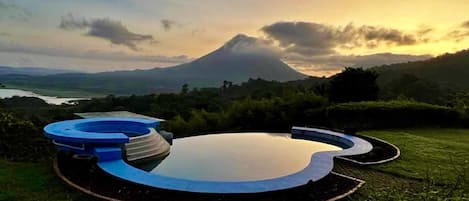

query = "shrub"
[163,93,328,135]
[326,100,461,129]
[0,111,54,161]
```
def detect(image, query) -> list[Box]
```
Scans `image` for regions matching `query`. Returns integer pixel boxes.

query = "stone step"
[128,130,158,143]
[126,140,160,153]
[125,133,158,149]
[124,128,171,162]
[126,146,167,161]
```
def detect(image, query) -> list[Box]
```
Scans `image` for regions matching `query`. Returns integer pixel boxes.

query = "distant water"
[0,88,88,105]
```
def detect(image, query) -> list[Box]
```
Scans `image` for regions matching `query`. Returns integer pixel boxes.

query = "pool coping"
[336,134,401,165]
[44,117,159,144]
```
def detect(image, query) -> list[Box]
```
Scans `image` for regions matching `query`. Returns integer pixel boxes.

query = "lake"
[0,88,88,105]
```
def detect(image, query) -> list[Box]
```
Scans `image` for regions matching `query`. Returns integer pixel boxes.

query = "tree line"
[1,68,469,161]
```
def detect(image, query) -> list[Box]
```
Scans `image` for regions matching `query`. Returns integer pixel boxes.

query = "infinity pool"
[44,118,373,193]
[140,132,342,181]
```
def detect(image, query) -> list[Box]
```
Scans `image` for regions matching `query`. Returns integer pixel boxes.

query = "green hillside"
[375,49,469,89]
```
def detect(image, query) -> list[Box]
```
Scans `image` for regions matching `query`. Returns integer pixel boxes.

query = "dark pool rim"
[44,118,373,194]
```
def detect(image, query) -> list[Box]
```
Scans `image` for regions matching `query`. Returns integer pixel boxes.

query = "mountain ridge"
[0,66,81,76]
[0,34,309,95]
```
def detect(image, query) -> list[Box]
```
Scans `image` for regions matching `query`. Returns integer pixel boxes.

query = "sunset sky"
[1,0,469,76]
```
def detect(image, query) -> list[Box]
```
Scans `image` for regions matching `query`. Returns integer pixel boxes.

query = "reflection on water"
[130,155,167,171]
[0,88,88,105]
[140,133,342,182]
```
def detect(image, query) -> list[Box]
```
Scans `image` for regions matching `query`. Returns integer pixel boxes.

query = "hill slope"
[375,49,469,89]
[0,35,307,95]
[0,66,79,76]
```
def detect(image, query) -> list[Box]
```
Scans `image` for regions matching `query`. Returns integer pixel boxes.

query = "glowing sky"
[0,0,468,76]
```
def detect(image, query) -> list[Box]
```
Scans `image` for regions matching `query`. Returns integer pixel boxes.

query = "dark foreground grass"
[0,160,94,201]
[0,128,468,200]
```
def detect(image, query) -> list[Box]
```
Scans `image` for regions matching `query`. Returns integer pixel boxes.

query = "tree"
[382,73,446,104]
[181,84,189,95]
[328,68,379,103]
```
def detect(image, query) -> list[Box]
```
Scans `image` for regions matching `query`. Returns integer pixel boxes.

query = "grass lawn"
[339,128,469,200]
[0,128,468,200]
[0,160,94,201]
[362,128,469,182]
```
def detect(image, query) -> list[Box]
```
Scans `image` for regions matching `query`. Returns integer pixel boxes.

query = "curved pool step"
[126,141,160,153]
[126,135,159,149]
[129,131,158,142]
[124,128,170,162]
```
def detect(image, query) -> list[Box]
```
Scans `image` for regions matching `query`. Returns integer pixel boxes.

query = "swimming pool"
[44,118,372,194]
[142,133,342,181]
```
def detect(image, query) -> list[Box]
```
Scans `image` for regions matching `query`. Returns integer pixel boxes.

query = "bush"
[0,111,53,161]
[327,100,461,129]
[163,93,328,136]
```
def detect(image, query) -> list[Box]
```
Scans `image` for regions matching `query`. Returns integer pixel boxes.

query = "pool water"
[142,133,342,182]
